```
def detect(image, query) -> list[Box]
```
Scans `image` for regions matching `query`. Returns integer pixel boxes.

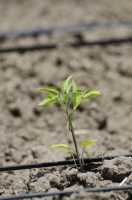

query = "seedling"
[38,76,100,170]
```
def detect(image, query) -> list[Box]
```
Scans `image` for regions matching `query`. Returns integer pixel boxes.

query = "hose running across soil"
[1,20,132,38]
[0,185,132,200]
[1,35,132,53]
[0,153,131,172]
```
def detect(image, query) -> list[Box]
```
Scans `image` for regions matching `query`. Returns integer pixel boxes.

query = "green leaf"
[72,90,83,99]
[49,144,71,151]
[82,88,100,99]
[38,95,59,105]
[61,80,66,94]
[82,139,97,147]
[72,80,78,92]
[39,86,59,95]
[72,90,83,110]
[73,97,82,110]
[73,95,82,110]
[63,94,69,102]
[76,89,84,94]
[61,76,73,94]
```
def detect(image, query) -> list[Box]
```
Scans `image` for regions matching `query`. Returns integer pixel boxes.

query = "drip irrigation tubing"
[0,185,132,200]
[1,20,132,38]
[1,35,132,53]
[0,153,131,172]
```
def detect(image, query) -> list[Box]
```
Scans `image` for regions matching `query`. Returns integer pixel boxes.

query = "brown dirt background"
[0,0,132,199]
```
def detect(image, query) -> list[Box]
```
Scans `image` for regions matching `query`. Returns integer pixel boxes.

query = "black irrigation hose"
[1,20,132,38]
[0,153,131,172]
[0,43,56,53]
[1,35,132,53]
[0,185,132,200]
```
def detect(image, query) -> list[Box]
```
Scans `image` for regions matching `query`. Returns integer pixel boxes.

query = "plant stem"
[66,111,82,170]
[81,147,85,166]
[70,151,78,169]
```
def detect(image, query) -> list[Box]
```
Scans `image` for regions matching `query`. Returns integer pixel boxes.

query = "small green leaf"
[73,95,82,110]
[72,90,83,99]
[38,95,59,105]
[76,89,84,94]
[82,89,100,99]
[39,86,59,95]
[72,80,78,92]
[63,94,69,102]
[61,76,73,94]
[82,139,97,147]
[72,90,83,110]
[49,144,71,151]
[61,80,66,94]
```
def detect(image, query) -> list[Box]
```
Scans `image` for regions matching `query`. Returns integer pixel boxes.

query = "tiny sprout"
[81,140,97,166]
[38,76,100,170]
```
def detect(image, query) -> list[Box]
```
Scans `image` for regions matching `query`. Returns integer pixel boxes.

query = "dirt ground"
[0,0,132,199]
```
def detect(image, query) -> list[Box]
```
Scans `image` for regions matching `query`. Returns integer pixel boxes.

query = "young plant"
[38,76,100,170]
